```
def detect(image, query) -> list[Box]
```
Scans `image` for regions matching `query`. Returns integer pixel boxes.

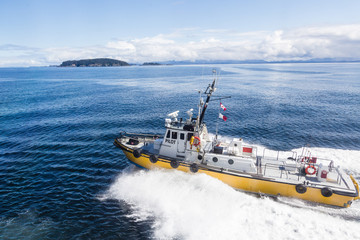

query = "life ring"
[190,136,201,147]
[305,165,317,175]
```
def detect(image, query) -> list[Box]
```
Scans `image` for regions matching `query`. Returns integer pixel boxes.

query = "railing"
[259,149,342,182]
[262,149,297,161]
[118,131,162,145]
[119,131,162,138]
[263,163,288,178]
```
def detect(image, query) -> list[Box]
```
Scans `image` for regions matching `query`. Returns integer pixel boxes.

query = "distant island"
[59,58,130,67]
[56,57,360,68]
[142,62,162,66]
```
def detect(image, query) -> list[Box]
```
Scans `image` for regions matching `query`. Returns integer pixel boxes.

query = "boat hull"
[115,140,359,208]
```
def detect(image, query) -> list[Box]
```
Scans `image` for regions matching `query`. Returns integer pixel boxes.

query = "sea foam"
[103,147,360,240]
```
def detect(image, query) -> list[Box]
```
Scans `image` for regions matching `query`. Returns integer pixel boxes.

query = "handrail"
[263,162,288,178]
[350,175,360,200]
[119,131,163,145]
[120,131,162,138]
[336,168,349,189]
[262,149,296,161]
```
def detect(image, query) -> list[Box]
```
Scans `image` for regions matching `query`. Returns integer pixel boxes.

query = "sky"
[1,0,360,67]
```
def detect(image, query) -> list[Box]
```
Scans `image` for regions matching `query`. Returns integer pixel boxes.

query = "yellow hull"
[119,143,359,208]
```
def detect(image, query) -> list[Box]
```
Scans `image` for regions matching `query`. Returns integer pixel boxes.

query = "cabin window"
[166,130,171,138]
[187,133,193,141]
[180,133,185,140]
[172,131,178,139]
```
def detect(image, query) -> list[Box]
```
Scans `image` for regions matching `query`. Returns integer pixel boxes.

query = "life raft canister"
[305,165,317,175]
[321,170,328,178]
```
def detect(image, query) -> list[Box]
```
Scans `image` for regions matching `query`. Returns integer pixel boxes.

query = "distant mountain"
[59,58,129,67]
[142,62,162,66]
[157,58,360,65]
[58,58,360,68]
[159,60,267,65]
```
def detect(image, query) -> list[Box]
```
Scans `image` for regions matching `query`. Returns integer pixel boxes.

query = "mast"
[215,100,221,141]
[198,70,217,125]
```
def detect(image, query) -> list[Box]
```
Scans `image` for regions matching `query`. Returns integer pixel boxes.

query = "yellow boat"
[114,71,359,208]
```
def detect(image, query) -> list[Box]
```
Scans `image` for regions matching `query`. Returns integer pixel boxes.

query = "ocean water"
[1,63,360,239]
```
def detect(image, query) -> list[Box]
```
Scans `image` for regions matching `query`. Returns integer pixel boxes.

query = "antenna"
[167,110,179,121]
[198,69,217,125]
[186,108,193,119]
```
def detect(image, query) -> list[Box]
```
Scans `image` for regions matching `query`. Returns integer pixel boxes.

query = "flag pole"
[215,101,220,143]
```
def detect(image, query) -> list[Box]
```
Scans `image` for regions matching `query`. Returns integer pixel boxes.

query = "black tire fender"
[295,184,307,194]
[321,187,333,197]
[150,155,158,163]
[133,148,141,158]
[190,163,199,173]
[170,160,179,168]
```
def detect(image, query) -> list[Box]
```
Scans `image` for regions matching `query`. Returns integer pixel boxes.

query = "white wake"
[102,147,360,240]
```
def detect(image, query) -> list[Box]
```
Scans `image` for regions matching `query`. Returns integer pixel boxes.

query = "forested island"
[142,62,162,66]
[59,58,130,67]
[56,58,360,67]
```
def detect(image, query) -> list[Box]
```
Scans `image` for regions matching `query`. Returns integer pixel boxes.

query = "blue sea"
[1,63,360,239]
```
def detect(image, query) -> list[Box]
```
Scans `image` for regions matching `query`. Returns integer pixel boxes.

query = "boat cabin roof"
[165,117,197,132]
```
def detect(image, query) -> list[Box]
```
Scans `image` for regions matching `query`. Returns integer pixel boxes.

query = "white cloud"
[106,41,136,53]
[1,24,360,67]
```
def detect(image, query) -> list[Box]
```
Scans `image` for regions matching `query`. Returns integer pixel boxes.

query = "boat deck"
[117,136,356,194]
[257,158,355,192]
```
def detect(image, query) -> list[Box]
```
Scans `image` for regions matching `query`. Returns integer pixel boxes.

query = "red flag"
[220,102,227,111]
[219,113,227,121]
